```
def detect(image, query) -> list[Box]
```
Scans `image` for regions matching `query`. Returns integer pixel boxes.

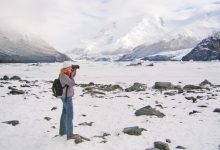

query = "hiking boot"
[67,134,81,140]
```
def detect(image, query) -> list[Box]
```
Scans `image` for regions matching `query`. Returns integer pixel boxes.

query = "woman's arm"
[60,74,75,86]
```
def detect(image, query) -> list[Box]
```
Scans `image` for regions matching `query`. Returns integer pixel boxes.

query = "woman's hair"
[60,68,66,75]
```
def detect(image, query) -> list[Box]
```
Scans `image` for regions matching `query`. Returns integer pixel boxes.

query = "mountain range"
[0,30,71,63]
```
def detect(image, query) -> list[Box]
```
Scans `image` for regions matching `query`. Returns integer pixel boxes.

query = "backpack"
[52,77,68,98]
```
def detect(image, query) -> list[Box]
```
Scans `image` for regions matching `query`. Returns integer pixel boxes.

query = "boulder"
[3,75,9,80]
[123,126,146,136]
[200,79,212,86]
[183,84,202,90]
[9,89,25,95]
[2,120,19,126]
[153,82,174,90]
[135,105,165,118]
[176,146,186,149]
[213,108,220,113]
[10,76,21,80]
[154,141,170,150]
[125,82,147,92]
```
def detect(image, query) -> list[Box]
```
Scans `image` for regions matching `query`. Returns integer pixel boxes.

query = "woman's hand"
[71,69,76,77]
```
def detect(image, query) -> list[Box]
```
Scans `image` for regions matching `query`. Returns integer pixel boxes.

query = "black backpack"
[52,77,68,97]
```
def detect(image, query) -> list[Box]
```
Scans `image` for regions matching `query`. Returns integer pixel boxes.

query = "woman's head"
[60,61,73,75]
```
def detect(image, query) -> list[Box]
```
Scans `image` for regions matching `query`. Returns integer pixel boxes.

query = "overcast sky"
[0,0,219,52]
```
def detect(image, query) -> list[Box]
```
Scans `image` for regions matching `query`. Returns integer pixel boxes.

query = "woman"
[59,61,80,140]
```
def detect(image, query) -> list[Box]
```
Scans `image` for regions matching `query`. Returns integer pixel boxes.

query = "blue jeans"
[59,97,73,138]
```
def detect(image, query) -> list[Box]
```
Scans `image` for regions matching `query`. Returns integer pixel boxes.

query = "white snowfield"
[0,61,220,150]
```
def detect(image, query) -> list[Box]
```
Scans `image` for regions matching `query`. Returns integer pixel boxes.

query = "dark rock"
[135,105,165,118]
[10,76,21,80]
[9,89,25,95]
[3,75,9,80]
[75,137,83,144]
[213,108,220,113]
[200,80,212,86]
[153,82,174,90]
[78,122,94,126]
[94,132,111,139]
[154,141,170,150]
[127,62,142,66]
[185,97,197,103]
[189,110,200,115]
[176,146,186,149]
[2,120,19,126]
[182,32,220,61]
[44,117,51,121]
[125,82,147,92]
[123,126,146,136]
[147,63,154,66]
[8,86,17,90]
[20,84,31,88]
[51,107,57,111]
[145,148,159,150]
[164,91,176,96]
[166,139,171,143]
[198,105,208,108]
[183,84,202,90]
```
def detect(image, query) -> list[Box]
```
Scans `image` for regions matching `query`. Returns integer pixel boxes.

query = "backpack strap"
[59,74,70,101]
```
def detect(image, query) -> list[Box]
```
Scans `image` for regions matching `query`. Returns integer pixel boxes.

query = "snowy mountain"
[118,35,198,61]
[182,32,220,61]
[141,48,192,61]
[74,8,220,58]
[0,30,71,63]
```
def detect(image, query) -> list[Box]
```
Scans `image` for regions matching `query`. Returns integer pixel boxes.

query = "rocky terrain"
[0,62,220,150]
[182,32,220,61]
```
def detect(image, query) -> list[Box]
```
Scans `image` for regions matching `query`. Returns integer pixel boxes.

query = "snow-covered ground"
[0,61,220,150]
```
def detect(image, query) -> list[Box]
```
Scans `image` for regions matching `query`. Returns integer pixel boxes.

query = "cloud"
[0,0,219,52]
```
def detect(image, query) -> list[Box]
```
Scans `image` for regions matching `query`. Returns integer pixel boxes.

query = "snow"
[148,48,193,61]
[0,61,220,150]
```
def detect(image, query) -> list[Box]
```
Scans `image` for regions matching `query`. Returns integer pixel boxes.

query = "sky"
[0,0,220,52]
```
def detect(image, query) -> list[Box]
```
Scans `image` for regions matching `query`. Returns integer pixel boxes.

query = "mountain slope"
[182,32,220,61]
[118,35,198,61]
[0,31,71,63]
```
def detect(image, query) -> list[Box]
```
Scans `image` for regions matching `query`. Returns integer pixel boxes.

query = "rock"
[183,85,202,90]
[146,148,159,150]
[164,91,176,96]
[176,146,186,149]
[44,117,51,121]
[197,105,208,108]
[213,108,220,113]
[3,75,9,80]
[9,89,25,95]
[127,62,142,66]
[135,105,165,118]
[94,132,111,139]
[165,139,171,143]
[2,120,19,126]
[185,97,197,103]
[146,63,154,66]
[189,110,200,115]
[78,122,94,126]
[51,107,57,111]
[153,82,174,90]
[125,82,147,92]
[123,126,146,136]
[200,79,212,86]
[154,141,170,150]
[75,137,83,144]
[20,84,31,87]
[10,76,21,80]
